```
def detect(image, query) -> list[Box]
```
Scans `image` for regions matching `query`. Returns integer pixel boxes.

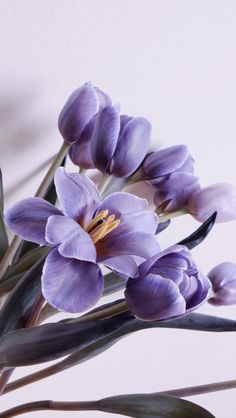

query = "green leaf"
[0,253,47,336]
[103,273,126,295]
[0,247,48,295]
[0,313,132,368]
[97,393,215,418]
[177,212,217,250]
[0,210,8,261]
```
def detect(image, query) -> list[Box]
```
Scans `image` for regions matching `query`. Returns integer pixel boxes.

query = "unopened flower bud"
[58,83,110,145]
[187,183,236,223]
[208,262,236,305]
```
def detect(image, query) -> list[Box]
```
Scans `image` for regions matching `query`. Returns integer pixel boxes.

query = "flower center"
[85,210,120,244]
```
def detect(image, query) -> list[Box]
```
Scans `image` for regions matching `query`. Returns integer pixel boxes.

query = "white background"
[0,1,236,417]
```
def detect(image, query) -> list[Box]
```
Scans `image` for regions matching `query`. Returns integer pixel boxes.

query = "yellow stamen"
[85,210,108,232]
[98,219,120,241]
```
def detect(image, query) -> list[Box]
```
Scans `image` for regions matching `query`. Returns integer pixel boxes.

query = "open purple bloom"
[141,145,199,213]
[187,183,236,223]
[208,262,236,306]
[58,82,111,145]
[125,245,211,321]
[90,106,151,177]
[5,168,159,313]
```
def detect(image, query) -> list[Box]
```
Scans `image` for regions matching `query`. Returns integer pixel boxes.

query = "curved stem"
[35,142,70,198]
[160,378,236,398]
[0,400,97,418]
[97,174,112,196]
[68,299,128,323]
[158,208,188,223]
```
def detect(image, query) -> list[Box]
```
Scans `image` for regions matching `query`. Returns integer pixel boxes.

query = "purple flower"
[125,245,211,321]
[58,83,111,145]
[89,106,151,177]
[142,145,199,213]
[187,183,236,223]
[208,262,236,306]
[5,168,159,313]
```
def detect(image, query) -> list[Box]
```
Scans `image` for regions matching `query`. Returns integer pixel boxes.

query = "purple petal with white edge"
[138,245,188,278]
[5,198,61,245]
[90,105,120,173]
[97,230,160,260]
[42,248,104,313]
[187,183,236,223]
[45,215,96,262]
[103,255,142,278]
[69,118,96,169]
[185,272,211,311]
[142,145,189,180]
[208,262,236,305]
[97,192,147,219]
[111,117,151,177]
[58,83,100,144]
[54,167,101,223]
[125,274,186,320]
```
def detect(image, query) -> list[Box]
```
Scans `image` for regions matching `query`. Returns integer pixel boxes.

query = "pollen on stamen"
[89,216,120,244]
[85,210,109,232]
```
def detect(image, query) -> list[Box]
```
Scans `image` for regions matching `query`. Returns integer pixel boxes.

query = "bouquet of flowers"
[0,83,236,417]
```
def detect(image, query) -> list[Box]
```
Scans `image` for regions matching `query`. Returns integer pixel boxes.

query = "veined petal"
[125,274,186,320]
[111,117,151,177]
[115,211,158,235]
[102,255,142,278]
[69,118,96,169]
[98,192,148,218]
[142,145,189,179]
[5,197,61,245]
[45,215,96,262]
[42,248,104,313]
[54,168,101,223]
[91,105,120,172]
[58,83,100,144]
[97,230,160,260]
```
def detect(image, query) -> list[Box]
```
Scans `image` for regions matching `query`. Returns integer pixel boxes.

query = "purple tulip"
[187,183,236,223]
[90,106,151,177]
[142,145,199,213]
[125,245,211,321]
[5,168,159,313]
[208,262,236,306]
[58,83,111,145]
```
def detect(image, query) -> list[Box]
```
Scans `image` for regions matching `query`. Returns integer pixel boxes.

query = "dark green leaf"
[156,220,171,234]
[0,313,133,368]
[0,211,8,260]
[0,253,47,336]
[97,393,215,418]
[177,212,216,250]
[0,169,4,213]
[103,273,126,296]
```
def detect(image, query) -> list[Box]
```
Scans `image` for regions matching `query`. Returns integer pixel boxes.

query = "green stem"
[97,174,112,196]
[0,400,97,418]
[158,208,188,223]
[35,142,70,198]
[160,378,236,398]
[67,299,128,324]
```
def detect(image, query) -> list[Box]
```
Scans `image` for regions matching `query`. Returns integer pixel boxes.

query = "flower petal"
[42,248,104,313]
[91,105,120,172]
[54,167,101,223]
[69,118,96,169]
[97,192,148,218]
[45,215,96,262]
[125,274,186,320]
[5,198,61,245]
[111,117,151,177]
[97,230,160,260]
[103,255,142,278]
[142,145,189,179]
[58,83,100,144]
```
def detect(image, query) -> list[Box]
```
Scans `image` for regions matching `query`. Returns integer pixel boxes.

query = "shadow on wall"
[0,82,54,199]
